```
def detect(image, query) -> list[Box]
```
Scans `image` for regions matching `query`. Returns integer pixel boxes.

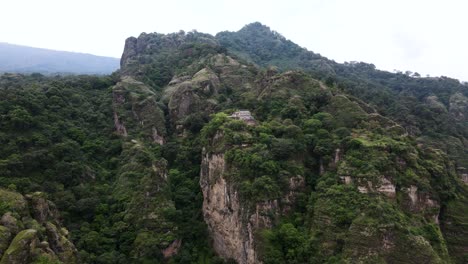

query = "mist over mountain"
[0,42,119,74]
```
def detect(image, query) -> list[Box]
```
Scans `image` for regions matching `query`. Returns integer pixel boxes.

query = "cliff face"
[112,76,166,144]
[196,135,311,264]
[200,152,255,263]
[195,73,459,263]
[0,25,460,263]
[109,28,467,263]
[200,148,304,264]
[109,31,261,262]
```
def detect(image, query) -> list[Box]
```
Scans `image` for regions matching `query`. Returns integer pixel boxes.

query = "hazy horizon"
[0,42,120,58]
[1,0,467,81]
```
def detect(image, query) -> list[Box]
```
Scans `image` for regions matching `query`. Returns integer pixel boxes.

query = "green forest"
[0,23,466,264]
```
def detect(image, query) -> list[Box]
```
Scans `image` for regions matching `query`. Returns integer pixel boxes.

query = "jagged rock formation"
[200,137,305,264]
[1,22,467,264]
[200,152,257,263]
[0,189,78,264]
[112,76,166,144]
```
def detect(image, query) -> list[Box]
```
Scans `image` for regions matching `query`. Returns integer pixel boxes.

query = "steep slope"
[0,24,466,264]
[120,26,467,264]
[198,70,461,263]
[217,26,468,262]
[0,42,119,74]
[217,23,468,176]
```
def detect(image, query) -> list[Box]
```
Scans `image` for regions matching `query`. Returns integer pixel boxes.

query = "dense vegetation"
[217,22,468,169]
[0,23,466,263]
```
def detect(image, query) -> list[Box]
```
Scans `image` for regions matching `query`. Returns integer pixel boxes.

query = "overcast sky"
[1,0,467,81]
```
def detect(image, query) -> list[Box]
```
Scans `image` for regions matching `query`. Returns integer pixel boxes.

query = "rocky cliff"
[1,23,466,263]
[99,26,468,263]
[200,134,305,264]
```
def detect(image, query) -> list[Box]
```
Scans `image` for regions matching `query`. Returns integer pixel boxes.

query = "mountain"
[218,22,468,176]
[0,42,119,74]
[0,23,466,264]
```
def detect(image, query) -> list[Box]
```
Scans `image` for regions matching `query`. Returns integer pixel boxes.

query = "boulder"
[0,229,38,264]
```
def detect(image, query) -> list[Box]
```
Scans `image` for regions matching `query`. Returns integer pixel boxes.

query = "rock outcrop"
[200,151,262,264]
[0,189,78,263]
[402,185,440,222]
[200,130,305,263]
[112,76,167,144]
[0,229,39,264]
[120,30,219,76]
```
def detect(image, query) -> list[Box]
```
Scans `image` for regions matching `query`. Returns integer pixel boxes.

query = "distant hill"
[0,42,119,74]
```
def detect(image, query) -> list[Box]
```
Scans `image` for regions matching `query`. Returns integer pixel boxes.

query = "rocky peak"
[120,36,137,69]
[200,123,306,264]
[120,30,220,77]
[238,22,277,36]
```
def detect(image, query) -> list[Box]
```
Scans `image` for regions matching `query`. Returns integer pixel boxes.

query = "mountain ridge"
[0,42,119,74]
[0,22,466,263]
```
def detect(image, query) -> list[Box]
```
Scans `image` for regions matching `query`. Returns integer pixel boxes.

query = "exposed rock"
[112,77,166,141]
[200,143,306,264]
[282,176,305,213]
[319,159,325,175]
[376,177,396,198]
[211,54,240,67]
[0,226,11,256]
[45,222,78,264]
[462,173,468,184]
[191,68,220,95]
[200,152,260,264]
[38,241,49,249]
[162,239,182,258]
[402,185,440,222]
[408,186,418,205]
[168,82,201,122]
[120,37,138,69]
[334,148,342,164]
[152,127,165,145]
[340,176,353,185]
[358,186,369,194]
[207,54,255,91]
[1,213,19,234]
[113,111,128,137]
[165,67,222,129]
[26,192,59,224]
[0,229,38,264]
[0,190,78,263]
[356,177,395,198]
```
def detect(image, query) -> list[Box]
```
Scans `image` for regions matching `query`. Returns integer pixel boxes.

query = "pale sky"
[1,0,467,81]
